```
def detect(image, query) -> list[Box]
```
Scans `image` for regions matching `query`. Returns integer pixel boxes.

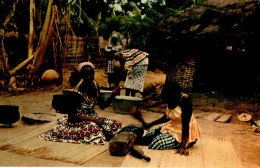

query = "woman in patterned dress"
[131,81,201,155]
[40,62,122,144]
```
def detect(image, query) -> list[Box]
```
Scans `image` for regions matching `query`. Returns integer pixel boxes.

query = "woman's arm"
[146,113,169,129]
[69,113,102,127]
[177,94,192,156]
[97,85,120,110]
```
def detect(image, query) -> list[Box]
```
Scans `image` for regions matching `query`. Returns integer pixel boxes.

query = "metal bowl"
[113,96,142,115]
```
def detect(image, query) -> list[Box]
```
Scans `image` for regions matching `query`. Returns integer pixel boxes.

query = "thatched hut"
[149,0,260,96]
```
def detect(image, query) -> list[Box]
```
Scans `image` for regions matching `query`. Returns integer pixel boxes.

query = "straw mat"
[0,121,108,165]
[120,136,242,168]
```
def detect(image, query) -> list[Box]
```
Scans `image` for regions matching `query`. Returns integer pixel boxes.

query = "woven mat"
[120,136,243,168]
[0,121,108,165]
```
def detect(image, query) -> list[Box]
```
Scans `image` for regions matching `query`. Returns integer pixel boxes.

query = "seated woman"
[40,62,122,144]
[131,81,201,155]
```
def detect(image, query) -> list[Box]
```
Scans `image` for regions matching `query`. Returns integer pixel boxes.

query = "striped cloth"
[148,133,180,150]
[121,49,149,71]
[148,133,197,150]
[139,127,197,150]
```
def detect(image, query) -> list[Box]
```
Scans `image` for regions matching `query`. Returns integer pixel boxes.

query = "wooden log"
[10,55,34,75]
[130,146,151,162]
[215,114,232,123]
[32,0,53,69]
[0,33,10,74]
[28,0,35,58]
[109,131,137,156]
[35,5,56,70]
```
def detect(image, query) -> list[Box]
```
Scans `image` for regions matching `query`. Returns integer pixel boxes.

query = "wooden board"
[22,112,57,124]
[193,112,210,119]
[203,113,222,121]
[120,136,243,168]
[215,114,232,123]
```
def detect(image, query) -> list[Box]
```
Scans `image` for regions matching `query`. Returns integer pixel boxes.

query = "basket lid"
[238,113,252,122]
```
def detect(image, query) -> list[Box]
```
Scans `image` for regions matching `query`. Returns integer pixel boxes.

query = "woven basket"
[166,58,196,93]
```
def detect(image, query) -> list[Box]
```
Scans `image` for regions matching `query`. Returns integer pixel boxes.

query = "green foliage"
[164,8,178,18]
[0,0,17,28]
[144,8,163,23]
[0,0,207,54]
[98,0,208,50]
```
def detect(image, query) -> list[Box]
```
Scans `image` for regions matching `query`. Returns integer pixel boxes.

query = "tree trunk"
[33,0,54,71]
[38,5,57,67]
[0,30,10,75]
[22,0,54,87]
[9,3,56,76]
[0,0,19,76]
[28,0,35,58]
[3,0,19,27]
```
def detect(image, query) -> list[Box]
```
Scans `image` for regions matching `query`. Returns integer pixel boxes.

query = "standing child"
[105,32,123,88]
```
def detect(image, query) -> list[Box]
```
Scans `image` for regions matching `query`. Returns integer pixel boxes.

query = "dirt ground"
[0,70,259,167]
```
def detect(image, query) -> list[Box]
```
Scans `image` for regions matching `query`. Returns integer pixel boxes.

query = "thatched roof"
[149,0,260,96]
[155,0,260,42]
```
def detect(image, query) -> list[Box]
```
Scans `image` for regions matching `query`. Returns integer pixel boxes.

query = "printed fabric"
[124,58,148,92]
[121,49,149,72]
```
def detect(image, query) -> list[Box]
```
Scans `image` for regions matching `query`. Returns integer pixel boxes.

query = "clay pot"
[52,94,84,114]
[41,69,60,89]
[41,69,59,82]
[0,105,20,127]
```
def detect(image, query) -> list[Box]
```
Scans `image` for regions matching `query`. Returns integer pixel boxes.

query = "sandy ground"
[0,70,259,167]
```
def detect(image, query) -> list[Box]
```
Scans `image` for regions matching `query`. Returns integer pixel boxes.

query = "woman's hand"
[142,122,150,130]
[94,119,102,128]
[176,147,189,156]
[112,86,120,95]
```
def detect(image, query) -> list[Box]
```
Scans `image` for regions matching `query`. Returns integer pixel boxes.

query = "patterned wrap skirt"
[124,58,148,93]
[39,115,122,145]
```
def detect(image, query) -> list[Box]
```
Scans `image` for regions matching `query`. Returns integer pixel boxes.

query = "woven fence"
[166,58,196,93]
[63,36,88,69]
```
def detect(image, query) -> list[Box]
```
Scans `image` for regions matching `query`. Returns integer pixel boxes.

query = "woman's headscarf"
[111,33,123,46]
[77,62,95,72]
